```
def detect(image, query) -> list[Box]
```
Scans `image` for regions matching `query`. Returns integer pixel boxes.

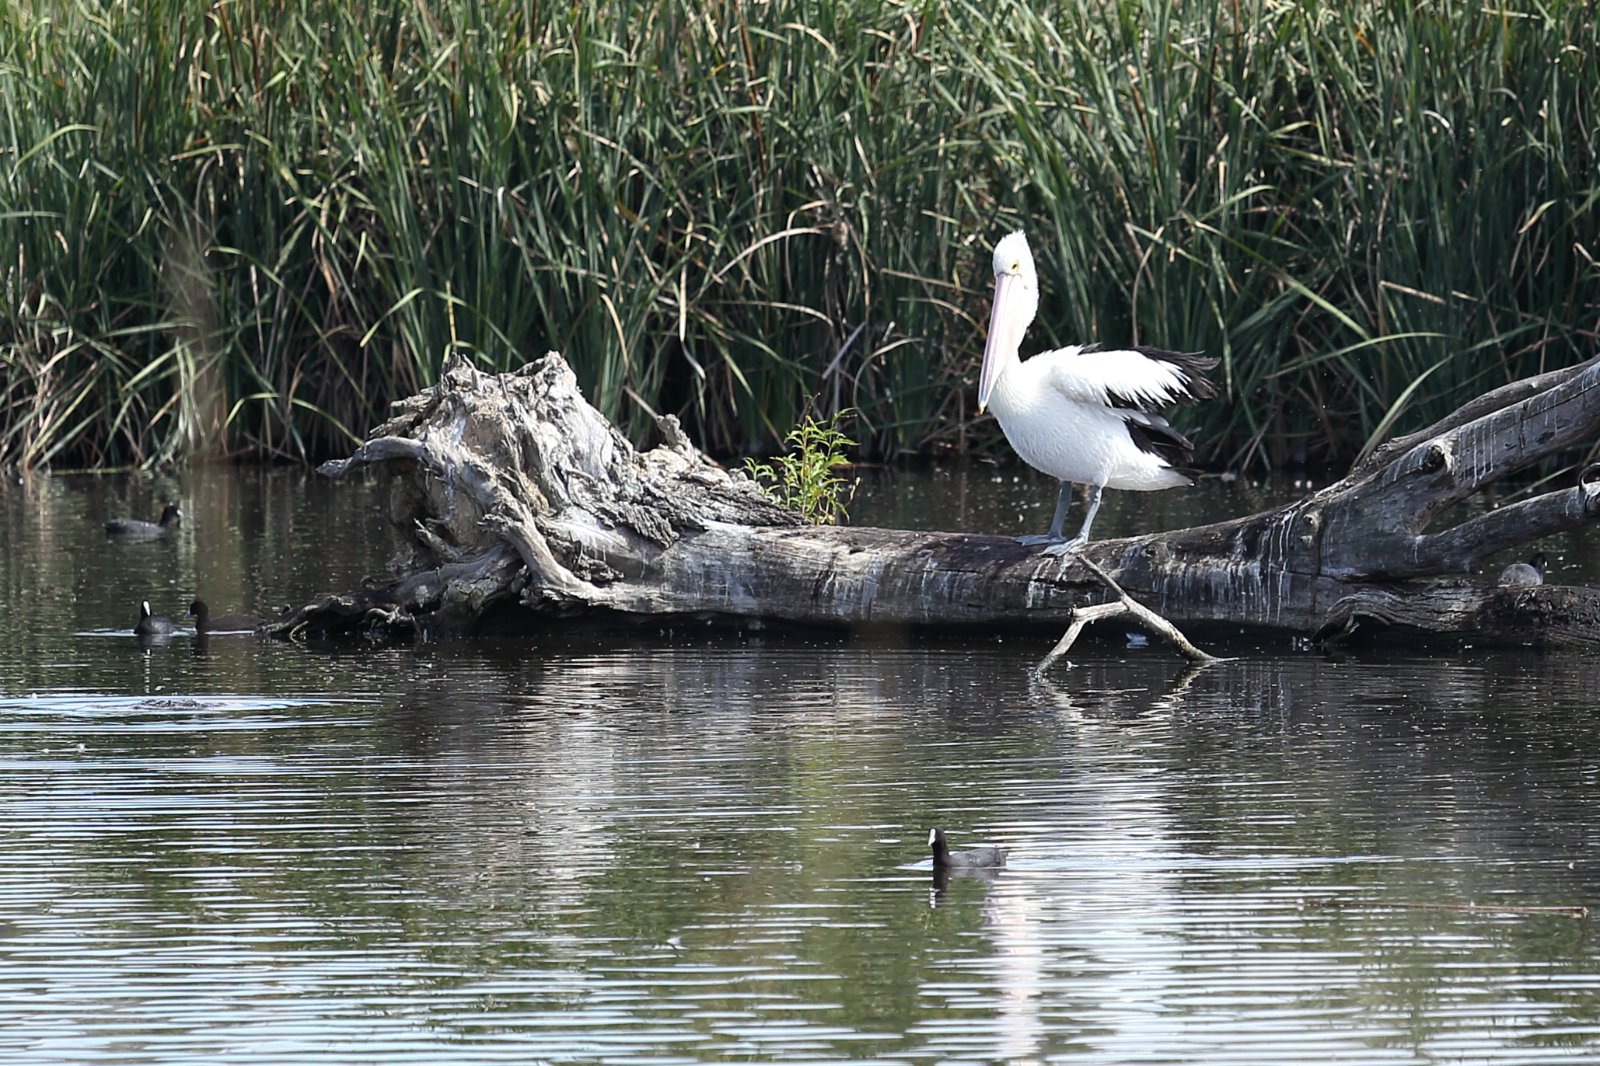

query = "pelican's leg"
[1017,481,1072,546]
[1042,484,1103,556]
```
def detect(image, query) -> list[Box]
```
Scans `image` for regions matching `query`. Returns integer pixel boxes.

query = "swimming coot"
[1497,551,1547,587]
[188,599,263,634]
[133,600,177,636]
[929,828,1006,870]
[106,503,181,539]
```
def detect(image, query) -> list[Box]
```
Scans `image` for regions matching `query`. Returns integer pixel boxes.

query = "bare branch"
[1350,358,1592,480]
[1036,556,1222,675]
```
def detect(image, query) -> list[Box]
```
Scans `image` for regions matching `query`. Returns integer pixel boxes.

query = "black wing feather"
[1103,347,1220,410]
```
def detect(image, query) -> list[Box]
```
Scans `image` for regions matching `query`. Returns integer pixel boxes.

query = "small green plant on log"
[743,411,857,525]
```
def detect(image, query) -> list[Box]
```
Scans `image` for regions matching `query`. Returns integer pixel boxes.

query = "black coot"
[929,828,1006,870]
[107,503,181,538]
[133,601,177,636]
[188,599,263,634]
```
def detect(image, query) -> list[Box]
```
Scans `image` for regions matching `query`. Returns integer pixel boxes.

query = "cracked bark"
[266,352,1600,647]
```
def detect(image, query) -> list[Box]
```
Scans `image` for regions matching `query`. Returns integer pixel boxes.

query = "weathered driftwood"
[268,352,1600,646]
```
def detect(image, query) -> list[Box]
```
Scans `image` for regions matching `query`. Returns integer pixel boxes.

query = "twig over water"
[1036,555,1221,675]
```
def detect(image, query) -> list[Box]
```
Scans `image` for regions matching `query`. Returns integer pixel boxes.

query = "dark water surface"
[3,467,1599,1064]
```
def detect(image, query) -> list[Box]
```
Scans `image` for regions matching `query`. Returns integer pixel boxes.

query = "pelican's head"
[991,230,1035,282]
[979,230,1039,413]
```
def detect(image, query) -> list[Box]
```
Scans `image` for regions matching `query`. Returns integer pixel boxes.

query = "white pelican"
[979,230,1217,554]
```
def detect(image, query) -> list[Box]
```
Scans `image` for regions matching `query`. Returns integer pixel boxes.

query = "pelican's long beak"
[978,271,1024,413]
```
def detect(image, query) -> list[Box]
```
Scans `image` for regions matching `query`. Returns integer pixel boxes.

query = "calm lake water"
[3,465,1599,1064]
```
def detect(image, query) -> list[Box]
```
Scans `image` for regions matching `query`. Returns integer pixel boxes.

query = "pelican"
[979,230,1217,554]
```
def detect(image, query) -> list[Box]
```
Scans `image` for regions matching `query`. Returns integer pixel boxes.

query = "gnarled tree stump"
[267,352,1600,646]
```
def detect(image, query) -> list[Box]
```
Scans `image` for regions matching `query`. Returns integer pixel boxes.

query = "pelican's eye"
[1009,261,1020,272]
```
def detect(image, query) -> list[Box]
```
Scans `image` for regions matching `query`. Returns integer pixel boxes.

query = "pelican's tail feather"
[1122,411,1198,477]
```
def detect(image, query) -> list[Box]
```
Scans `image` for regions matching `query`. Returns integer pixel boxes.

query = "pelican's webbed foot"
[1040,535,1089,557]
[1016,533,1067,547]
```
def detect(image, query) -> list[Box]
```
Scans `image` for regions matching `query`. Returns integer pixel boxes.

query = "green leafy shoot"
[743,411,857,525]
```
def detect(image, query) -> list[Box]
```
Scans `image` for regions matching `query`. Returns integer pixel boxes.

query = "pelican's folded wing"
[1045,346,1218,412]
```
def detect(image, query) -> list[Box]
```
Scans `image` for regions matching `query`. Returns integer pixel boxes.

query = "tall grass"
[1,0,1596,470]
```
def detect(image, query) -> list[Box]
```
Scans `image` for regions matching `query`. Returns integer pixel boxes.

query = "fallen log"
[267,352,1600,647]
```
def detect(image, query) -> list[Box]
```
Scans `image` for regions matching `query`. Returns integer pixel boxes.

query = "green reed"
[2,0,1596,470]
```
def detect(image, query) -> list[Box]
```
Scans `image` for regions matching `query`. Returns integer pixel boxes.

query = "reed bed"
[2,0,1596,469]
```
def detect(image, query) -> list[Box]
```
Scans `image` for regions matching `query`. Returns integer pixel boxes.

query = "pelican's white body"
[984,344,1193,492]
